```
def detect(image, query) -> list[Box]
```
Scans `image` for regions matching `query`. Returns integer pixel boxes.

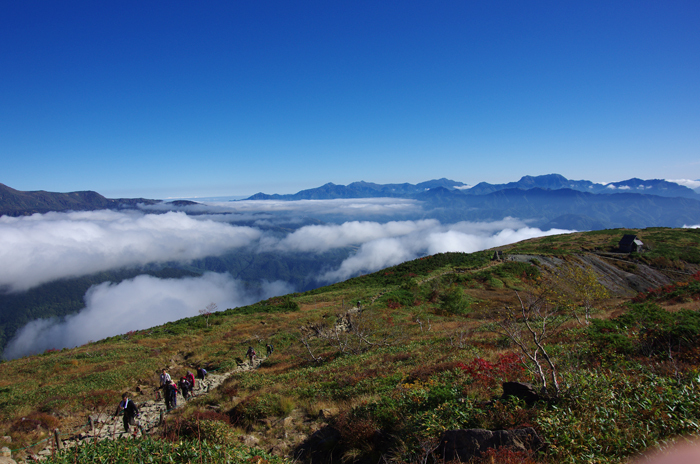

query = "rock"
[135,385,152,394]
[439,428,544,462]
[0,447,11,457]
[502,381,540,405]
[1,437,9,443]
[319,408,339,420]
[89,413,110,424]
[294,426,342,464]
[240,434,259,447]
[283,416,294,428]
[0,457,17,464]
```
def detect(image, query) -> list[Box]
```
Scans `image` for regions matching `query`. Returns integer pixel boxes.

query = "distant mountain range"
[2,175,700,230]
[248,174,700,200]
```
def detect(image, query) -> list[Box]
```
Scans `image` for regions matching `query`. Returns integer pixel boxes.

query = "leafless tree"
[199,302,217,327]
[297,308,392,363]
[496,291,567,396]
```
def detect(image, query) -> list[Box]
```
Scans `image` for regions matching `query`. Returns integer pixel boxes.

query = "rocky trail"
[18,357,267,463]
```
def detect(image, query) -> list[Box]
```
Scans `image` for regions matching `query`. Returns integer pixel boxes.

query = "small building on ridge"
[619,234,644,253]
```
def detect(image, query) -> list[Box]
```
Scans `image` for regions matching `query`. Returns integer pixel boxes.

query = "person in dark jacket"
[114,393,139,434]
[179,376,191,400]
[164,380,178,410]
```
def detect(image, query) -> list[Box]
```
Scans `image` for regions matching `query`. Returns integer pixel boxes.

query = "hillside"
[0,183,159,217]
[1,228,700,463]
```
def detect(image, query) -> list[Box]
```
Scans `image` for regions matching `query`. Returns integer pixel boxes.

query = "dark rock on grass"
[439,427,544,462]
[293,426,342,464]
[502,381,540,405]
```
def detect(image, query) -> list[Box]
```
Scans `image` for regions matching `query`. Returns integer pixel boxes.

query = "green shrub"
[438,286,468,315]
[589,303,700,359]
[538,369,700,463]
[42,435,288,463]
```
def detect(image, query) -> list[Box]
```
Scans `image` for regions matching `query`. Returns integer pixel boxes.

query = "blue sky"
[1,1,699,199]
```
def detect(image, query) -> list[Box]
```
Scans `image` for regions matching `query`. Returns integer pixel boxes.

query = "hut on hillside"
[619,234,644,253]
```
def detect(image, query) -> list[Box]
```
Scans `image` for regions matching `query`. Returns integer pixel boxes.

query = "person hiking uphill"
[266,343,273,356]
[164,380,178,410]
[159,369,171,387]
[246,346,256,365]
[186,370,196,391]
[179,376,191,400]
[197,366,207,382]
[156,368,171,401]
[114,393,139,435]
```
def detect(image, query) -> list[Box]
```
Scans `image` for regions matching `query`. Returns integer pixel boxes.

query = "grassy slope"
[2,227,700,463]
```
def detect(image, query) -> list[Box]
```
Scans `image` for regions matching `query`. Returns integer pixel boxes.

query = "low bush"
[537,369,700,463]
[42,436,287,464]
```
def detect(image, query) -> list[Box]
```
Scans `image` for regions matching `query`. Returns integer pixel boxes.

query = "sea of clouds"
[1,199,573,359]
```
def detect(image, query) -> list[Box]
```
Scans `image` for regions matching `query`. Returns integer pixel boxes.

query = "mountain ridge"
[246,174,700,201]
[0,183,160,217]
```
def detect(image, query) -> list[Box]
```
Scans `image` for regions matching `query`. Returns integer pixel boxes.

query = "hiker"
[197,366,207,382]
[113,393,139,434]
[186,370,196,390]
[159,369,171,388]
[246,346,256,364]
[266,343,273,356]
[179,376,191,400]
[156,368,172,401]
[164,380,178,410]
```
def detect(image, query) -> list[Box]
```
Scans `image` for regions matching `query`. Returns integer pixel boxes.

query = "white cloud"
[0,210,261,292]
[3,272,291,359]
[683,224,700,229]
[320,220,574,282]
[669,179,700,190]
[142,198,422,216]
[261,219,439,253]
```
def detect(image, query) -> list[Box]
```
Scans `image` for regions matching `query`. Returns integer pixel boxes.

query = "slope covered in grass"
[2,227,700,463]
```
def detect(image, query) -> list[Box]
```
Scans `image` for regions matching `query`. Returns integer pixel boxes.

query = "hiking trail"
[21,357,267,462]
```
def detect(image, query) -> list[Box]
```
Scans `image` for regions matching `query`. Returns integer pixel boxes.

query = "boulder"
[293,426,342,464]
[502,381,539,404]
[319,407,339,420]
[439,428,544,462]
[240,434,259,447]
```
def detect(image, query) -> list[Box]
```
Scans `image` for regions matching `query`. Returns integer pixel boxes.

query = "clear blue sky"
[2,1,699,199]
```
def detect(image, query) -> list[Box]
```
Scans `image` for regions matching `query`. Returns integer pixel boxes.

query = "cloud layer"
[320,219,572,282]
[0,210,260,292]
[1,202,574,358]
[3,272,292,359]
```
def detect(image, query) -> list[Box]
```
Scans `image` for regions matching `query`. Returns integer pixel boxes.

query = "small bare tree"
[496,291,567,397]
[297,307,392,363]
[199,302,217,327]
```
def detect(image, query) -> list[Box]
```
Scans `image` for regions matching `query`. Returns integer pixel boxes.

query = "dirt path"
[23,357,268,461]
